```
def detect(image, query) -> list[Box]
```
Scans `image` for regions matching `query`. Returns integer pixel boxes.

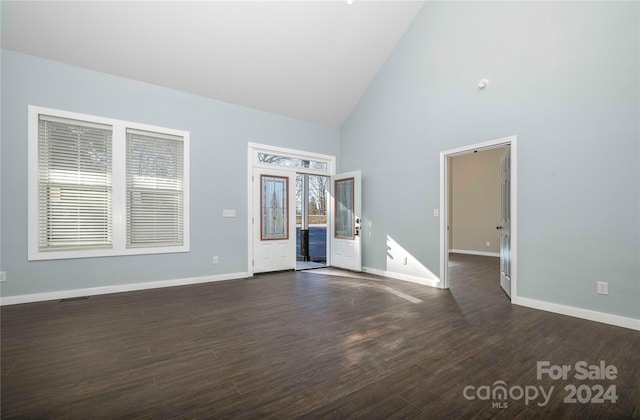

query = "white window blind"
[126,128,184,248]
[29,106,189,260]
[38,115,113,250]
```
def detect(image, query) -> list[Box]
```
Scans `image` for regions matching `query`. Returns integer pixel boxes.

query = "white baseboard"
[450,249,499,257]
[0,271,250,306]
[515,297,640,331]
[363,266,442,288]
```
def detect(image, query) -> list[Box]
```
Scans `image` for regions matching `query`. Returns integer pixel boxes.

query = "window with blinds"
[29,106,189,261]
[126,129,184,248]
[38,115,113,250]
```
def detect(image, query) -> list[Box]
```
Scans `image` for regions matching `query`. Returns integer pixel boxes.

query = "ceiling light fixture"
[347,0,354,5]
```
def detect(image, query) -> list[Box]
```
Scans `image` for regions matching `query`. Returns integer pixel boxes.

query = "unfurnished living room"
[1,1,638,418]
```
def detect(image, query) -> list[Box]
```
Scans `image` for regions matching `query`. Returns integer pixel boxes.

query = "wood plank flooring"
[1,253,638,418]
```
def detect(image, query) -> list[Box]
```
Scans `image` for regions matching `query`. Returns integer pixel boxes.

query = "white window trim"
[28,105,190,261]
[249,142,335,176]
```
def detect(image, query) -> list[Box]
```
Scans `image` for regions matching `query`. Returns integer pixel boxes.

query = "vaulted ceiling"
[1,1,424,127]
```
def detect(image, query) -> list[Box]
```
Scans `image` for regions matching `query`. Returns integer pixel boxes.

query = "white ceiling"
[1,1,424,127]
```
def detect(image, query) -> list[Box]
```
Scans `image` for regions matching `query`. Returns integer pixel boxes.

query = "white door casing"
[439,135,517,302]
[330,171,362,271]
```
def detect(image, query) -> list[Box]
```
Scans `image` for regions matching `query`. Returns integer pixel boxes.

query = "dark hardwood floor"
[1,254,638,418]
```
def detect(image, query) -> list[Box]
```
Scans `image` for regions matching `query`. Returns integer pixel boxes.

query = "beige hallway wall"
[450,147,507,255]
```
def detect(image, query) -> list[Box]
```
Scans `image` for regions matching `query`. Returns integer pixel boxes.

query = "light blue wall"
[340,2,640,319]
[0,49,339,297]
[2,2,639,321]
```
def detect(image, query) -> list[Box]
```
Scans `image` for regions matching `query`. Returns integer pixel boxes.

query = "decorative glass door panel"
[261,175,288,240]
[253,169,295,273]
[335,177,354,239]
[330,171,361,272]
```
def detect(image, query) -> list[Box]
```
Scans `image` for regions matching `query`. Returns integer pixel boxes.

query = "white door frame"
[439,135,518,303]
[247,142,336,276]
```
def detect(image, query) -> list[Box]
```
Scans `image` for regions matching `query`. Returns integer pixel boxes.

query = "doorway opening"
[248,143,362,276]
[440,136,517,303]
[247,143,335,276]
[296,173,329,270]
[447,146,509,303]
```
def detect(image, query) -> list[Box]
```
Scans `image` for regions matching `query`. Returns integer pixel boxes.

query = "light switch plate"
[597,281,608,295]
[223,209,236,218]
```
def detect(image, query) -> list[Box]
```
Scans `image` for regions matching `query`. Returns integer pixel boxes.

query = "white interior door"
[499,148,512,297]
[330,171,362,271]
[253,168,296,273]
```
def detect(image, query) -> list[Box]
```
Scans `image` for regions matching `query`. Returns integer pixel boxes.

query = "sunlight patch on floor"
[329,280,422,304]
[304,268,383,282]
[303,268,423,303]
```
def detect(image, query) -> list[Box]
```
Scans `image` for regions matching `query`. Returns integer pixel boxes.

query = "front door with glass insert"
[330,171,362,271]
[253,168,296,273]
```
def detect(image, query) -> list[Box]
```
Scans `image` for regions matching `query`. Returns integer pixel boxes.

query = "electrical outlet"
[0,272,6,282]
[485,241,491,247]
[212,256,219,265]
[597,281,608,295]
